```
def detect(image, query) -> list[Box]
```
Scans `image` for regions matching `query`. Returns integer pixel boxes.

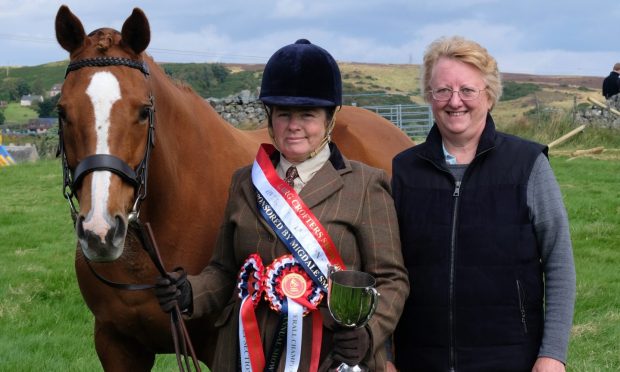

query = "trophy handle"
[358,287,379,327]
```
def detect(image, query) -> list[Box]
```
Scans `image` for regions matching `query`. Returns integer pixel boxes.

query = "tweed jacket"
[188,144,409,372]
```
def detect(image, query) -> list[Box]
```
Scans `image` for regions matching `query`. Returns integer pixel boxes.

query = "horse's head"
[55,6,154,262]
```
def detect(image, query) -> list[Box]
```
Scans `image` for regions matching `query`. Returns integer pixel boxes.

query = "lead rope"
[137,221,201,372]
[81,221,202,371]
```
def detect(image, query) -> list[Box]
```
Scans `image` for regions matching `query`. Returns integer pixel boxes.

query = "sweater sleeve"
[527,154,576,364]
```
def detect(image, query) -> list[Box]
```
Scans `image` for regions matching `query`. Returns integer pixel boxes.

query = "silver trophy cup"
[328,269,379,372]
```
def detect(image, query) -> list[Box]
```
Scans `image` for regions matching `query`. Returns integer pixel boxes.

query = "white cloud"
[273,0,306,17]
[1,0,619,76]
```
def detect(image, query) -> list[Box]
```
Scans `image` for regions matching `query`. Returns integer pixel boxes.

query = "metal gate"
[363,104,433,137]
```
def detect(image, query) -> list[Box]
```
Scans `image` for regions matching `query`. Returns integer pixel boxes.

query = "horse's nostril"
[109,215,127,248]
[76,216,86,238]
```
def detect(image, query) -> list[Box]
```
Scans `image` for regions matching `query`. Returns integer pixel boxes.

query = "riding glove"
[332,326,371,366]
[154,267,193,314]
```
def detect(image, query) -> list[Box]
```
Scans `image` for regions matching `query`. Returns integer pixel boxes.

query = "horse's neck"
[137,69,257,267]
[145,67,259,214]
[150,70,252,166]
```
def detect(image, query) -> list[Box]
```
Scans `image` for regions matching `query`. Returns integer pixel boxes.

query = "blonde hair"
[613,63,620,71]
[421,36,502,110]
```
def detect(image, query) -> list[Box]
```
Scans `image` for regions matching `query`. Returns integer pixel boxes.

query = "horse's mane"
[167,77,195,92]
[141,55,200,95]
[88,28,121,53]
[83,28,207,96]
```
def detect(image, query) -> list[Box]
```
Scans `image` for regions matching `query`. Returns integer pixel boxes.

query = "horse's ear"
[121,8,150,55]
[55,5,86,53]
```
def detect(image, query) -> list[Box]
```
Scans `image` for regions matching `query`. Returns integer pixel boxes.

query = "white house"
[49,83,62,97]
[20,94,44,106]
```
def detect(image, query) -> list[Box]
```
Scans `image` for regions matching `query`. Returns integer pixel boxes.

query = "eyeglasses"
[428,87,486,101]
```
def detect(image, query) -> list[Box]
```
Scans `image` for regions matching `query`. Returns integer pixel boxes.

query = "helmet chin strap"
[266,106,340,162]
[307,110,337,159]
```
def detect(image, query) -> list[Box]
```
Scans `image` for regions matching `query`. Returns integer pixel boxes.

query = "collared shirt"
[442,142,457,165]
[277,145,331,193]
[443,141,468,181]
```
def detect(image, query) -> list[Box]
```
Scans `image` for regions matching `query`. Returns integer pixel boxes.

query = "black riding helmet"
[259,39,342,107]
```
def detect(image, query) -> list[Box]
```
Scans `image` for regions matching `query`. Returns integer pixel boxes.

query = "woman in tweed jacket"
[156,39,408,371]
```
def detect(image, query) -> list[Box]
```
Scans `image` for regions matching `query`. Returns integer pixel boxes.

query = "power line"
[0,32,267,62]
[0,33,55,44]
[149,47,266,61]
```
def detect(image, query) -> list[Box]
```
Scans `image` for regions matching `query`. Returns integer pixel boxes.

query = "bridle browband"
[58,57,201,372]
[58,57,155,224]
[64,56,150,77]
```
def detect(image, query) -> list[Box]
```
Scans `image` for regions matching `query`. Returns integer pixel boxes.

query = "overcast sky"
[1,0,619,77]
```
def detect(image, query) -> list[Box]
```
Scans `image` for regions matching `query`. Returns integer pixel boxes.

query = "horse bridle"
[58,56,155,224]
[58,57,201,372]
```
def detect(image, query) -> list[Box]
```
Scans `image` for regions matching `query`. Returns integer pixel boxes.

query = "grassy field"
[1,157,618,371]
[0,160,200,371]
[2,103,39,125]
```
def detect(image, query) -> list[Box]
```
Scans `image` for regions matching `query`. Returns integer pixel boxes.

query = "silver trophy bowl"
[328,269,379,372]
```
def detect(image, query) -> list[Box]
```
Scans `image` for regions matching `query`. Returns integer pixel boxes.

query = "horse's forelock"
[88,28,120,37]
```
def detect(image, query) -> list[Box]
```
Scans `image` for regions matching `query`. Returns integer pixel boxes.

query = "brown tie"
[284,166,298,187]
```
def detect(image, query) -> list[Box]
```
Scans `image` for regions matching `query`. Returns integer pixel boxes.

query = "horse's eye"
[139,106,152,122]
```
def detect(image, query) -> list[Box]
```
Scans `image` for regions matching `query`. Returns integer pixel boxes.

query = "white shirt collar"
[278,145,331,192]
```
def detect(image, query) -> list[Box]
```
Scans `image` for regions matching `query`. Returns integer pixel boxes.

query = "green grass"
[500,81,541,101]
[2,62,67,92]
[552,157,620,370]
[1,157,619,370]
[0,160,206,371]
[2,103,38,125]
[499,112,620,150]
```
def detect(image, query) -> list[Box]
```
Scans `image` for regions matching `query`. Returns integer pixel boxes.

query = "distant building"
[20,94,44,106]
[27,118,55,134]
[49,83,63,97]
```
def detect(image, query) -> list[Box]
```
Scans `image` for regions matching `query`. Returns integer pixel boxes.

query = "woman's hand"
[332,326,371,366]
[154,267,192,313]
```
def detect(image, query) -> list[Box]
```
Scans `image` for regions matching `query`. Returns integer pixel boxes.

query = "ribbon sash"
[251,143,345,292]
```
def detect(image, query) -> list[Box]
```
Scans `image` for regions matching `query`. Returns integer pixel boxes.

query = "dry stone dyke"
[576,94,620,129]
[206,89,267,129]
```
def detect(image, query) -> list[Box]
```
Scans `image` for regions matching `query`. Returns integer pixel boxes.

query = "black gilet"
[393,114,547,372]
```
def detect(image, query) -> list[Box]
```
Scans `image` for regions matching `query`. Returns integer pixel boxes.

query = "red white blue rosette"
[264,255,324,371]
[264,255,324,315]
[237,254,266,372]
[237,253,265,304]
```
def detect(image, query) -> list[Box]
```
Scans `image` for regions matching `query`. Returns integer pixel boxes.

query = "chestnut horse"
[55,5,413,371]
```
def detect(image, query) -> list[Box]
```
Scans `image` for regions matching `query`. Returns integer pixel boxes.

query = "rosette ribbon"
[237,254,266,372]
[264,255,324,372]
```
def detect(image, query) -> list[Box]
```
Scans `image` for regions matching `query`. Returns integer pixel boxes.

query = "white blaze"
[82,72,121,242]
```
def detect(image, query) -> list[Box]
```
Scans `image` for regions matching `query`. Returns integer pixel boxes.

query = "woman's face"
[271,106,328,163]
[429,57,492,141]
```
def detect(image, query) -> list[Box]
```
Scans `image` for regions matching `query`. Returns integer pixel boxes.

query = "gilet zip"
[420,145,494,372]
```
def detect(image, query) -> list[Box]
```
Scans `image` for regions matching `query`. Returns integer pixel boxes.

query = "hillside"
[501,72,602,90]
[0,60,607,127]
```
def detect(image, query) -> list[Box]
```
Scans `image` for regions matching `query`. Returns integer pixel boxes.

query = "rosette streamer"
[237,254,266,372]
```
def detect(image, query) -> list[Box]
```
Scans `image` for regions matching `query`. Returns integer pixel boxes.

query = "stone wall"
[5,144,39,162]
[206,89,267,129]
[576,94,620,129]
